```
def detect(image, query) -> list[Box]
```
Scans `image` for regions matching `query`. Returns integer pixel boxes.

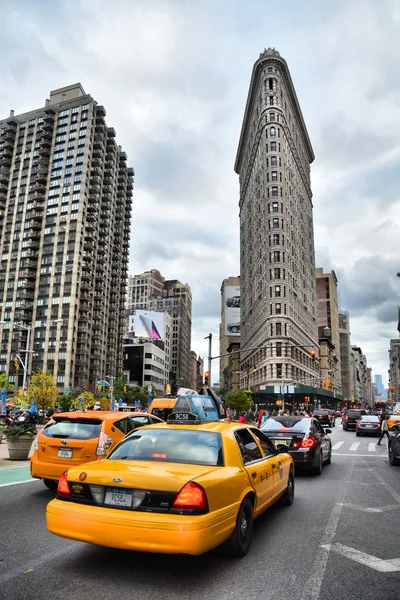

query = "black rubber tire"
[326,450,332,465]
[43,478,58,490]
[388,443,400,466]
[313,451,323,475]
[225,498,254,557]
[343,426,348,431]
[356,432,360,437]
[280,471,294,506]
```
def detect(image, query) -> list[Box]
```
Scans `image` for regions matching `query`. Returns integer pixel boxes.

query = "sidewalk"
[0,433,35,468]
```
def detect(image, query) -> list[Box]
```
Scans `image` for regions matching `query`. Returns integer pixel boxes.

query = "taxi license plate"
[58,449,72,458]
[365,424,372,428]
[273,439,289,446]
[319,416,323,419]
[104,488,133,507]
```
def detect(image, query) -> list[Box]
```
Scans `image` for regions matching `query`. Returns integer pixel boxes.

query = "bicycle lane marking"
[0,465,37,487]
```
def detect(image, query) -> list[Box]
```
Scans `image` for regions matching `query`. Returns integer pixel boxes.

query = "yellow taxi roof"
[54,411,148,421]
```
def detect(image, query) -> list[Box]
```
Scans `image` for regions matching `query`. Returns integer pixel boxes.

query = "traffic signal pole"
[205,333,212,387]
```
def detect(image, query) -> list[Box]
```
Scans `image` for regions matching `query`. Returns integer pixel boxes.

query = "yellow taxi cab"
[31,410,163,490]
[148,397,177,421]
[46,395,294,557]
[387,415,400,429]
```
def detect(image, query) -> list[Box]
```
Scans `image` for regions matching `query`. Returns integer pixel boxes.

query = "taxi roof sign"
[167,395,219,424]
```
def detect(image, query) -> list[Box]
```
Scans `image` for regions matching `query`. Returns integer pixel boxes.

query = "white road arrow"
[321,543,400,572]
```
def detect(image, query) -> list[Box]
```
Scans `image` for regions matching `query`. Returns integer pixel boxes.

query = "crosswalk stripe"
[368,443,377,452]
[332,442,344,450]
[349,442,360,451]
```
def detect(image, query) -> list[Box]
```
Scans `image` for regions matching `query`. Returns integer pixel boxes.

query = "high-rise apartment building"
[0,84,133,391]
[351,345,373,407]
[389,339,400,405]
[316,268,342,394]
[219,276,240,390]
[339,311,352,401]
[126,271,192,389]
[234,48,318,389]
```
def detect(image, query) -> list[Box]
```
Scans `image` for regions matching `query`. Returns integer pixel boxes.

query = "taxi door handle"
[252,472,257,479]
[272,464,277,469]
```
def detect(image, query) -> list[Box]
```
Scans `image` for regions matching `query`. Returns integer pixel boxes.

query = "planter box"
[0,429,4,443]
[6,436,34,460]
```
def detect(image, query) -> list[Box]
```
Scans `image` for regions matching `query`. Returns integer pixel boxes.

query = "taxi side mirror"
[325,429,332,434]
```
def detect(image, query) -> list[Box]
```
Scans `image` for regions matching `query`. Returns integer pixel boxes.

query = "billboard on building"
[129,310,166,341]
[224,286,240,336]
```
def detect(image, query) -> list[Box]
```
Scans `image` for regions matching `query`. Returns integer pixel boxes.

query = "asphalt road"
[1,419,399,600]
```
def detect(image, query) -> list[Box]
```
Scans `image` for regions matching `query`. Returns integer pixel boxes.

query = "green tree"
[26,371,58,415]
[72,391,95,410]
[0,372,15,395]
[224,391,253,417]
[58,394,73,412]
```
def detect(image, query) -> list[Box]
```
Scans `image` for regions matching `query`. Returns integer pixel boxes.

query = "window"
[273,218,279,229]
[270,141,276,151]
[274,268,281,279]
[271,156,277,166]
[275,285,281,297]
[276,323,282,335]
[234,430,262,464]
[273,234,280,245]
[275,303,282,314]
[272,202,279,212]
[273,251,280,262]
[270,127,276,137]
[270,112,275,121]
[249,429,276,457]
[276,342,282,357]
[272,186,278,197]
[271,171,278,181]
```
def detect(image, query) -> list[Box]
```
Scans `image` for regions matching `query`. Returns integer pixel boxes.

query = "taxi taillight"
[57,471,71,497]
[300,436,315,448]
[96,432,113,456]
[171,482,208,513]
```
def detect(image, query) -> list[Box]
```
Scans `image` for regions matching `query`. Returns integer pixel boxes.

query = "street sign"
[97,380,110,387]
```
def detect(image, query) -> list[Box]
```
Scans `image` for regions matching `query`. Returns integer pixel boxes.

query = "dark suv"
[343,409,366,431]
[312,409,335,427]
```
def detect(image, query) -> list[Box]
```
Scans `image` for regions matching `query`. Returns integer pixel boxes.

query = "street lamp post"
[0,319,63,390]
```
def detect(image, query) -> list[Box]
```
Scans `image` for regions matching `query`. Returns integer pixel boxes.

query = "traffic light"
[389,386,396,392]
[310,349,316,361]
[13,357,19,368]
[123,386,126,392]
[204,371,210,386]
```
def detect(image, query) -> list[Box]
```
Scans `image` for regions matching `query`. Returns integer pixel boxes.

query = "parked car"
[342,408,367,431]
[31,411,164,489]
[227,322,240,333]
[311,409,335,427]
[261,415,332,475]
[356,415,381,436]
[388,423,400,466]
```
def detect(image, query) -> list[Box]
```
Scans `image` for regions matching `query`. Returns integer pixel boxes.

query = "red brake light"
[57,471,71,497]
[172,482,208,512]
[300,436,315,448]
[344,416,349,421]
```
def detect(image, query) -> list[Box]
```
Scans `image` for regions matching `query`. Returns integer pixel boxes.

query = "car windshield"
[41,418,102,440]
[347,410,365,417]
[359,416,379,422]
[313,410,330,415]
[107,428,224,466]
[261,417,309,432]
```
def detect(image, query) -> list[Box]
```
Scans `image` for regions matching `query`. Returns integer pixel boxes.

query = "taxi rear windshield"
[41,418,102,440]
[108,429,224,466]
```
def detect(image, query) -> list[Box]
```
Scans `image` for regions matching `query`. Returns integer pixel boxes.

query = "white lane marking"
[338,502,400,513]
[0,479,39,488]
[349,442,360,451]
[332,442,344,450]
[368,443,376,452]
[320,543,400,573]
[0,465,29,470]
[300,462,355,600]
[334,453,386,458]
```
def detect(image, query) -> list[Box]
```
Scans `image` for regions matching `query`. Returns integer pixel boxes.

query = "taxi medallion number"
[174,413,189,420]
[105,488,133,508]
[58,449,72,458]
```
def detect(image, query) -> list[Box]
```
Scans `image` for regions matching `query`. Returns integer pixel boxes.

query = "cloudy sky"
[1,0,399,386]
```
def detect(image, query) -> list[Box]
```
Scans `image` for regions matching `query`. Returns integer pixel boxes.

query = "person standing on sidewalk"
[377,413,389,445]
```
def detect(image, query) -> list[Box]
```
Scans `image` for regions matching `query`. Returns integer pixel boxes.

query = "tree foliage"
[0,372,15,394]
[26,371,58,414]
[224,391,253,414]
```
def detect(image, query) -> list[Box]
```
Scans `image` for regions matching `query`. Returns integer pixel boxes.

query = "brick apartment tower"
[0,84,133,391]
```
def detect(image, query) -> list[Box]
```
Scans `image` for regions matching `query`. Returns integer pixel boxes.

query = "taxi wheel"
[388,444,400,466]
[225,498,253,557]
[280,470,294,506]
[43,479,57,490]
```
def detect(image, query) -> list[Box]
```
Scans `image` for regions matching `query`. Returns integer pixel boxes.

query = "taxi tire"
[280,470,294,506]
[225,498,253,558]
[43,478,57,490]
[388,443,400,466]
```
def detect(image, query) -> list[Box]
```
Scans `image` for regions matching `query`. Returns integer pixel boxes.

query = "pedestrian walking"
[377,413,389,445]
[238,412,246,424]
